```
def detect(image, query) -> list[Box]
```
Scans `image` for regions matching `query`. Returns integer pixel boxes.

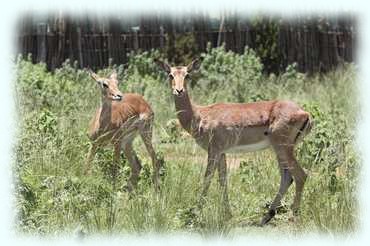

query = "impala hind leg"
[140,123,161,192]
[85,143,97,175]
[218,153,232,218]
[260,157,293,225]
[266,143,307,224]
[122,140,142,193]
[287,152,307,215]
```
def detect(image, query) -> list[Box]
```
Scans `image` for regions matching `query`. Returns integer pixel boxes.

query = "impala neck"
[101,98,112,110]
[174,90,195,133]
[101,98,113,121]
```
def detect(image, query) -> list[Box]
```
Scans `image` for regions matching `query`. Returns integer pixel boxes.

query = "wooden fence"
[16,13,356,73]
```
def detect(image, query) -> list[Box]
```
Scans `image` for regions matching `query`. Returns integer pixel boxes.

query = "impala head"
[155,59,201,97]
[88,70,123,101]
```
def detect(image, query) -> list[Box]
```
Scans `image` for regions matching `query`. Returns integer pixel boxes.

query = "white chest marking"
[225,139,271,153]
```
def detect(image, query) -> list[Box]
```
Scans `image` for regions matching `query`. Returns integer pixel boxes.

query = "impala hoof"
[259,209,276,226]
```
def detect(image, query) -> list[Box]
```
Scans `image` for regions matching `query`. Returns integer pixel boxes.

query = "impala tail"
[294,111,313,143]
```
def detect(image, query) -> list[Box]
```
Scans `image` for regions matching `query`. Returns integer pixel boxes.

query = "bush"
[163,33,200,65]
[195,44,263,103]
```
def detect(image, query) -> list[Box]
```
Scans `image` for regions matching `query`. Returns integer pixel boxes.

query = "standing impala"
[85,70,161,192]
[155,59,312,225]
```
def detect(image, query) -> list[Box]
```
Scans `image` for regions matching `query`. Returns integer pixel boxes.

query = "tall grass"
[14,47,359,236]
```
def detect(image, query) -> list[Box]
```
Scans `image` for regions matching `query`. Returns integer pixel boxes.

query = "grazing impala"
[155,59,312,225]
[85,70,161,191]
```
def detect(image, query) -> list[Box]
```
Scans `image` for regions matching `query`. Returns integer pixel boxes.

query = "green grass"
[14,51,359,236]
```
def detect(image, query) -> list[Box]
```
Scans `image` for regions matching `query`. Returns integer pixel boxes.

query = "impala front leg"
[112,142,122,179]
[199,148,219,207]
[218,153,232,219]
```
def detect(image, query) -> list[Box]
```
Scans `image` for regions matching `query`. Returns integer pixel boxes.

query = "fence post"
[159,25,165,49]
[132,27,139,51]
[217,14,225,47]
[76,26,83,68]
[37,23,47,63]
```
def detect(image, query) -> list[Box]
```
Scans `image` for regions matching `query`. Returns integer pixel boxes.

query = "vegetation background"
[14,43,358,236]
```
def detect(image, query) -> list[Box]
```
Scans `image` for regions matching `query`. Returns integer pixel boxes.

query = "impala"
[85,70,161,191]
[155,59,312,225]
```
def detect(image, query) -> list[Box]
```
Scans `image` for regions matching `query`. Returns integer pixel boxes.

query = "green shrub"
[251,17,280,72]
[195,44,263,103]
[164,33,200,65]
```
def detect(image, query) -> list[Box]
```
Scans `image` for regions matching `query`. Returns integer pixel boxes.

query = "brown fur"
[88,93,153,143]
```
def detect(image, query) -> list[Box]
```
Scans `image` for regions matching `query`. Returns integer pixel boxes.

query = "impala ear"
[109,70,118,82]
[87,69,106,88]
[187,58,201,73]
[87,69,100,82]
[154,59,171,74]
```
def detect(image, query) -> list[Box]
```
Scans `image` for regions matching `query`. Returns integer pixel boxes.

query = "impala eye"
[102,83,108,88]
[168,74,174,80]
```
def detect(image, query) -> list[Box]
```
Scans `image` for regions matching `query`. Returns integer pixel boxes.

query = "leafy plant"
[196,44,263,103]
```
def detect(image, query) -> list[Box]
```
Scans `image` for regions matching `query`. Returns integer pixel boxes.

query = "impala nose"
[176,89,183,95]
[113,94,122,101]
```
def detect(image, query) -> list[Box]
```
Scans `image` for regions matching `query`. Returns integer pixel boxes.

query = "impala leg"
[218,153,232,218]
[272,167,293,208]
[122,141,142,193]
[140,123,161,192]
[286,151,307,215]
[85,143,97,175]
[277,147,307,215]
[260,154,293,225]
[199,149,219,206]
[265,143,307,224]
[112,142,122,179]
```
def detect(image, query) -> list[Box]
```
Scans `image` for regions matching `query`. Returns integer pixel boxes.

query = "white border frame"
[1,1,369,245]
